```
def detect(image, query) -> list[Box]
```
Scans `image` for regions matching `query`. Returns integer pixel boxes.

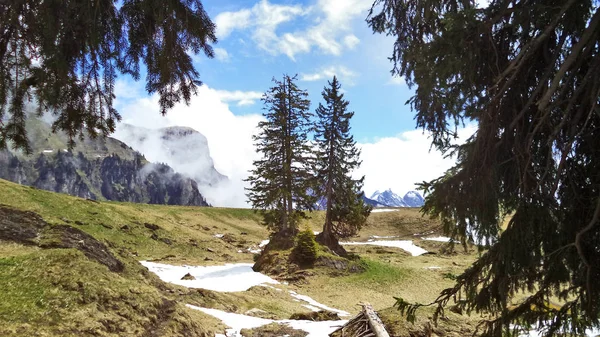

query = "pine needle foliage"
[292,228,318,265]
[0,0,216,153]
[368,0,600,335]
[313,76,371,249]
[245,75,315,239]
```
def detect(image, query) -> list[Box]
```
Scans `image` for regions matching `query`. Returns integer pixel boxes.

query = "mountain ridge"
[0,119,211,206]
[368,189,425,208]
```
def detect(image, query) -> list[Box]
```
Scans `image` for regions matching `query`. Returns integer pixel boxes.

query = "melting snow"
[289,291,351,317]
[303,304,321,312]
[214,234,225,238]
[423,236,453,242]
[371,209,399,213]
[187,305,348,337]
[258,240,270,248]
[140,261,278,292]
[340,240,428,256]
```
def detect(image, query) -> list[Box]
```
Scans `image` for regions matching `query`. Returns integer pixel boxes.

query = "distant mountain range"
[364,189,425,208]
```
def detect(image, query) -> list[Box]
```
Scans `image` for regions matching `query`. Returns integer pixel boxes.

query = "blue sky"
[192,0,415,142]
[114,0,473,207]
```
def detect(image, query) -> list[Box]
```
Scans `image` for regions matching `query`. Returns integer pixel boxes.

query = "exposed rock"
[181,273,195,280]
[240,323,307,337]
[40,225,124,272]
[0,205,46,245]
[0,205,124,272]
[99,223,113,229]
[220,233,236,243]
[243,308,273,319]
[289,310,340,321]
[315,256,364,273]
[0,127,211,207]
[144,223,161,231]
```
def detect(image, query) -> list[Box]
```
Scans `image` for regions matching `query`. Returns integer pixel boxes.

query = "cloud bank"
[214,0,373,60]
[114,82,264,208]
[355,126,476,197]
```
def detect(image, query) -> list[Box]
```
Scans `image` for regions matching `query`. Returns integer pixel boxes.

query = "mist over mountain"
[113,124,245,207]
[0,119,209,206]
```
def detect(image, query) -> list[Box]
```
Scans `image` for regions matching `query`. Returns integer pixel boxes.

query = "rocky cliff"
[0,119,209,206]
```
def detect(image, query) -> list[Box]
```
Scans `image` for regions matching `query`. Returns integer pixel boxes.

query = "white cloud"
[214,47,230,62]
[301,66,357,84]
[114,82,264,207]
[215,8,253,38]
[343,35,360,49]
[387,76,406,86]
[354,126,476,197]
[214,0,372,60]
[214,90,263,106]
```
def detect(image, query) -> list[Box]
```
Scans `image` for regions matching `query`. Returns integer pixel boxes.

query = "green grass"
[0,246,222,336]
[343,259,411,286]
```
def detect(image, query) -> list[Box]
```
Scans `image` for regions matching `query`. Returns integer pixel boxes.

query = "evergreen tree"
[368,0,600,335]
[1,0,216,153]
[246,75,315,242]
[313,76,371,254]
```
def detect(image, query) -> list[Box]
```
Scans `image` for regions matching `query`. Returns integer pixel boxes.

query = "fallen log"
[330,303,390,337]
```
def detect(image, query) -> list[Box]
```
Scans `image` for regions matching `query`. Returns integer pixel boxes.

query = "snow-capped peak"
[369,189,425,208]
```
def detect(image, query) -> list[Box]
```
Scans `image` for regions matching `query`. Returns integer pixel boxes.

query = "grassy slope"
[0,178,480,336]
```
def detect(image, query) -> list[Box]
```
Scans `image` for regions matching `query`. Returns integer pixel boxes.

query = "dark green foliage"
[0,0,216,152]
[368,0,600,335]
[292,228,318,265]
[313,76,371,248]
[245,75,315,237]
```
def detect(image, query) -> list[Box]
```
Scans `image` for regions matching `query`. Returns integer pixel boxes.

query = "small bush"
[292,229,318,265]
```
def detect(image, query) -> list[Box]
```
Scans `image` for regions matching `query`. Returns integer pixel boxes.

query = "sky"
[113,0,475,207]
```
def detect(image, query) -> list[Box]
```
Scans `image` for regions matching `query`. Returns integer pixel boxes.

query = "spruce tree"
[1,0,216,153]
[246,75,315,243]
[313,76,371,254]
[368,0,600,335]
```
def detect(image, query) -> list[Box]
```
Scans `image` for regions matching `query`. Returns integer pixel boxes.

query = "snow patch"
[259,239,270,248]
[423,236,453,242]
[302,304,321,312]
[370,235,398,239]
[140,261,278,292]
[289,291,351,317]
[371,209,399,213]
[187,305,348,337]
[340,240,428,256]
[214,234,225,238]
